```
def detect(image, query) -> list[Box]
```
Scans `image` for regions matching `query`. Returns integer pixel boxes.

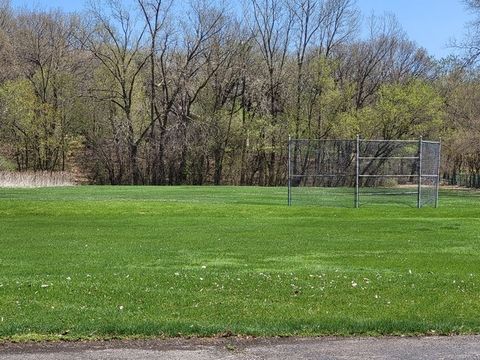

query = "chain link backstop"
[288,137,441,207]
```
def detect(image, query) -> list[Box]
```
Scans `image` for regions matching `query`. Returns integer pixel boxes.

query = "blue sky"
[357,0,471,58]
[11,0,472,59]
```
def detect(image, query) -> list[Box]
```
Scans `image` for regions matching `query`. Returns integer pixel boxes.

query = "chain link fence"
[288,137,441,207]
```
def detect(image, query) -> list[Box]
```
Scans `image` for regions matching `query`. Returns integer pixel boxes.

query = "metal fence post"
[417,136,423,208]
[435,138,442,208]
[288,136,291,206]
[355,134,360,208]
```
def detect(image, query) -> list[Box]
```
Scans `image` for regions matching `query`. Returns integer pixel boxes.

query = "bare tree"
[0,0,10,28]
[0,0,14,83]
[288,0,358,174]
[316,0,358,58]
[289,0,320,141]
[334,14,405,109]
[173,1,233,183]
[81,0,150,184]
[0,0,459,186]
[461,0,480,63]
[136,0,172,183]
[200,22,248,185]
[12,10,78,171]
[249,0,293,185]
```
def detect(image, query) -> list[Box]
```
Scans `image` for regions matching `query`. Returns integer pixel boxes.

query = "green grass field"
[0,186,479,341]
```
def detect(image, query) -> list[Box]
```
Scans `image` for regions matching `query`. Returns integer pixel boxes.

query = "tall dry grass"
[0,171,75,188]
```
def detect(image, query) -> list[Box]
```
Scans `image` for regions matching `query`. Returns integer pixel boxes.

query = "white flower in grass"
[41,284,49,288]
[351,281,357,288]
[201,265,206,269]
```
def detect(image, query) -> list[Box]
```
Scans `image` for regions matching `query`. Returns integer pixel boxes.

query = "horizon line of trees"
[0,0,479,187]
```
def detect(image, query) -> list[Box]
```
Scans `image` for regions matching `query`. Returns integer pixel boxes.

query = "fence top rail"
[289,138,354,142]
[289,138,440,144]
[292,174,354,177]
[359,156,419,160]
[358,174,439,177]
[359,139,419,143]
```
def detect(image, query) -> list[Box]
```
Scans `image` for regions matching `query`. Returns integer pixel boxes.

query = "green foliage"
[436,68,480,175]
[286,56,352,140]
[0,155,15,171]
[342,80,445,139]
[0,79,37,133]
[0,186,479,340]
[0,78,68,170]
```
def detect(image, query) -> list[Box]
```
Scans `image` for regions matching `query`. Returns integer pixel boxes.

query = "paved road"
[1,336,480,359]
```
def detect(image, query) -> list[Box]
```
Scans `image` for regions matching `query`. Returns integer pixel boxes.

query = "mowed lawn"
[0,186,479,340]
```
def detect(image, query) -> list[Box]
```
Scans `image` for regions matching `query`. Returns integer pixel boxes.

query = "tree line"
[0,0,479,186]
